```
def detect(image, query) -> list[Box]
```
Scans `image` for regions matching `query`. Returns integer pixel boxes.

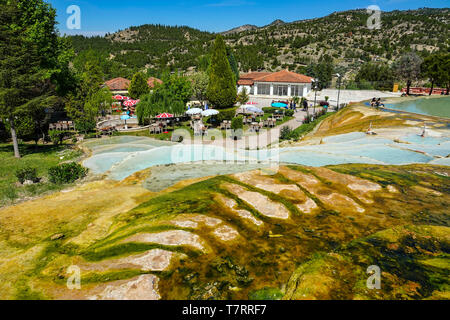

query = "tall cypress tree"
[206,35,237,109]
[227,47,240,84]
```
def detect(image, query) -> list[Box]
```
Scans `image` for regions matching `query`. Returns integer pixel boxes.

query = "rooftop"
[238,70,313,86]
[104,77,130,91]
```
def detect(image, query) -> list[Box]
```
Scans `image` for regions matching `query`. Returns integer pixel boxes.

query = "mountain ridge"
[68,7,449,80]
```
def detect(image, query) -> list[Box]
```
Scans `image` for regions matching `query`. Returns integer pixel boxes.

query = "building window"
[291,85,302,97]
[258,83,270,95]
[274,85,288,96]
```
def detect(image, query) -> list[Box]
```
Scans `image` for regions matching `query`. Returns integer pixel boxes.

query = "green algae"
[249,287,284,300]
[1,163,449,300]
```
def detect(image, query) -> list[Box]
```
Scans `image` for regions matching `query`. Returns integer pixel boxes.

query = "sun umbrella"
[156,113,174,119]
[123,100,138,107]
[120,115,131,121]
[122,96,131,101]
[113,95,124,100]
[201,109,219,117]
[243,106,263,113]
[186,108,202,115]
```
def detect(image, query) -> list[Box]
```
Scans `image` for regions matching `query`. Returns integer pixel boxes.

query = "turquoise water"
[83,133,450,181]
[390,97,450,118]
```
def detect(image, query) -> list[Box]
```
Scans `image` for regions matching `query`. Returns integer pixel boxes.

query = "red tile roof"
[104,77,130,91]
[237,79,256,86]
[147,77,163,88]
[238,70,313,86]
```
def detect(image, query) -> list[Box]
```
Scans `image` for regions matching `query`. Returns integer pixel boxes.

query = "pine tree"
[129,72,150,99]
[206,35,237,109]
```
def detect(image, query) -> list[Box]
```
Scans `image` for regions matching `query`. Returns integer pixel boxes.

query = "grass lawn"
[287,112,336,141]
[0,143,83,207]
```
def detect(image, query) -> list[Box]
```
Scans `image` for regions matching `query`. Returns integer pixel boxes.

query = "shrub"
[262,107,279,114]
[48,162,88,185]
[49,130,69,145]
[217,107,237,122]
[75,120,96,134]
[16,167,39,184]
[231,116,244,140]
[84,132,99,140]
[285,110,295,117]
[280,126,292,140]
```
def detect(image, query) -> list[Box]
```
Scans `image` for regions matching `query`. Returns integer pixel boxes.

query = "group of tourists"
[370,98,385,109]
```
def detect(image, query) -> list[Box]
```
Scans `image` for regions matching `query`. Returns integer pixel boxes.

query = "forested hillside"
[68,8,449,82]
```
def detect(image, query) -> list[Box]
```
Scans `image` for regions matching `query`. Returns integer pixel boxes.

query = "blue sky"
[48,0,449,36]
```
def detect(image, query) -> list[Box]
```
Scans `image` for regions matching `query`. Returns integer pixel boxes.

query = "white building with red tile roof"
[238,69,313,98]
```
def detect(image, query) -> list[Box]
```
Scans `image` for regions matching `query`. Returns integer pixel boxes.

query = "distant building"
[104,77,163,95]
[104,77,131,95]
[147,77,163,89]
[237,69,313,98]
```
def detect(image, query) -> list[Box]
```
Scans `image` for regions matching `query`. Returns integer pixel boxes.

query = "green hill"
[68,8,450,80]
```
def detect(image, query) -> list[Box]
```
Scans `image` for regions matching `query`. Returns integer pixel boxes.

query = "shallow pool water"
[83,132,450,181]
[389,97,450,118]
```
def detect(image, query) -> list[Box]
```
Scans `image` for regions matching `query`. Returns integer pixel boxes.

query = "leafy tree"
[237,88,250,105]
[190,72,209,102]
[129,72,150,99]
[160,73,193,104]
[306,55,334,89]
[136,73,190,125]
[65,62,112,133]
[0,0,60,158]
[442,54,450,95]
[394,52,423,95]
[206,35,237,109]
[355,62,395,91]
[422,53,449,95]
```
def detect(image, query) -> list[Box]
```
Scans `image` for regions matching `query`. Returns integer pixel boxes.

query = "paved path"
[192,108,324,150]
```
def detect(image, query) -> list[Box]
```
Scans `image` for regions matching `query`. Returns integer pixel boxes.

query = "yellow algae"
[296,198,319,214]
[213,225,240,242]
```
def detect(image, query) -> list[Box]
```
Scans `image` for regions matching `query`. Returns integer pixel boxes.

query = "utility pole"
[335,73,342,111]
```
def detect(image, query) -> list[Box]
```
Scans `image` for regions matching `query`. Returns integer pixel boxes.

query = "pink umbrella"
[156,113,174,119]
[123,100,138,107]
[122,96,131,101]
[113,95,124,100]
